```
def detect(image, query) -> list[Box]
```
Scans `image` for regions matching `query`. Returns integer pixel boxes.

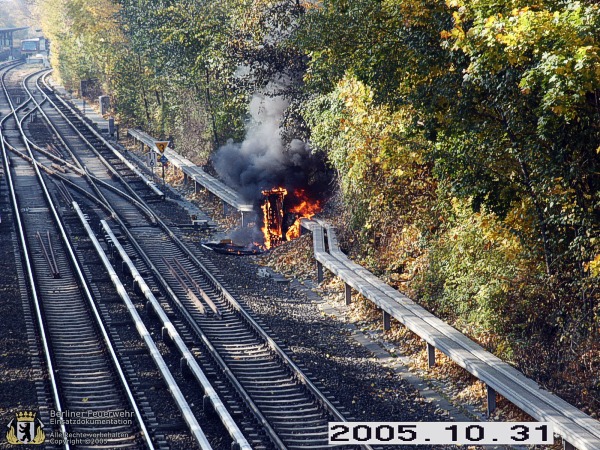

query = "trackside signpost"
[154,141,169,153]
[160,154,168,184]
[153,141,169,183]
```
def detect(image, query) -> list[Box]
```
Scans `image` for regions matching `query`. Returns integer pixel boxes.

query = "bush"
[414,197,537,359]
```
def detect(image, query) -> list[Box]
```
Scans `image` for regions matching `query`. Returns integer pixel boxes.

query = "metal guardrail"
[101,220,252,450]
[301,219,600,450]
[128,129,253,213]
[74,203,213,450]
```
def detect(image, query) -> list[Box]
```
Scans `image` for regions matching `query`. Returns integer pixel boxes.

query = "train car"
[20,37,47,55]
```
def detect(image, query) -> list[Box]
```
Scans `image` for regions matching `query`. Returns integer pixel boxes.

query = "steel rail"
[116,128,361,442]
[3,138,117,218]
[153,211,358,430]
[41,104,291,446]
[2,64,155,450]
[0,62,71,450]
[73,203,213,450]
[23,131,154,214]
[102,220,252,450]
[172,258,221,318]
[20,69,240,449]
[11,87,153,215]
[41,73,164,200]
[36,231,60,278]
[162,257,208,315]
[40,71,368,448]
[94,170,352,448]
[23,70,157,225]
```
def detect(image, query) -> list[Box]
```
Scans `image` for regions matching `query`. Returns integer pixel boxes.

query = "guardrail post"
[563,440,576,450]
[345,283,352,305]
[427,342,436,367]
[383,310,391,331]
[486,384,497,417]
[317,261,323,283]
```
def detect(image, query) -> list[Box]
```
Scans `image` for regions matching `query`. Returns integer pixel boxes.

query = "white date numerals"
[328,422,553,445]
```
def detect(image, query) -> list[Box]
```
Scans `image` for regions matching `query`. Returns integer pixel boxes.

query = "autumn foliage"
[37,0,600,413]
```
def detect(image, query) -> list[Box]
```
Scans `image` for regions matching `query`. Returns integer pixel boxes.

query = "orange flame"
[285,189,321,241]
[261,187,287,249]
[260,187,321,249]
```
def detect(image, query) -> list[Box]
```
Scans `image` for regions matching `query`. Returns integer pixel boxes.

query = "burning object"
[261,188,287,249]
[260,187,321,249]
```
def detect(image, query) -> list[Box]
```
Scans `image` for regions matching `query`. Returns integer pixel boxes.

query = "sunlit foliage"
[37,0,600,409]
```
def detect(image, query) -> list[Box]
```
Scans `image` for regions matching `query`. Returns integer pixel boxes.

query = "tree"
[439,0,600,276]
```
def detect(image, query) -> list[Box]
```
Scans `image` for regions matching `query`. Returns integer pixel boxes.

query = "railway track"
[34,71,366,447]
[3,62,370,449]
[7,65,233,449]
[0,63,151,449]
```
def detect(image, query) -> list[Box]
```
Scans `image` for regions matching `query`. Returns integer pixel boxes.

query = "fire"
[260,187,321,249]
[285,189,321,241]
[261,187,287,250]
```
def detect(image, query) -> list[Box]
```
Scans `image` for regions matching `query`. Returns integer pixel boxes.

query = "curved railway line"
[2,64,233,450]
[1,63,370,449]
[1,63,150,449]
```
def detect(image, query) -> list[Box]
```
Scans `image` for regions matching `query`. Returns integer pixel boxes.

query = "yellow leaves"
[511,7,530,17]
[584,254,600,277]
[495,32,518,48]
[300,0,322,10]
[446,0,462,9]
[553,10,560,22]
[452,11,463,26]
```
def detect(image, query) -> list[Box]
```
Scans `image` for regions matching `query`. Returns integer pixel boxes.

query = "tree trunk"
[204,67,219,148]
[497,109,553,275]
[136,55,151,124]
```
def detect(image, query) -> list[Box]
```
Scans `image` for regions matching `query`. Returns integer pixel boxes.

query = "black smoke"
[211,93,328,205]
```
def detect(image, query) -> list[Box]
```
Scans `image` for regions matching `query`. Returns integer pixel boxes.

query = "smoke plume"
[212,93,321,204]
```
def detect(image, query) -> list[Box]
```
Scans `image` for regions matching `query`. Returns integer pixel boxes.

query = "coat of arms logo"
[5,411,45,445]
